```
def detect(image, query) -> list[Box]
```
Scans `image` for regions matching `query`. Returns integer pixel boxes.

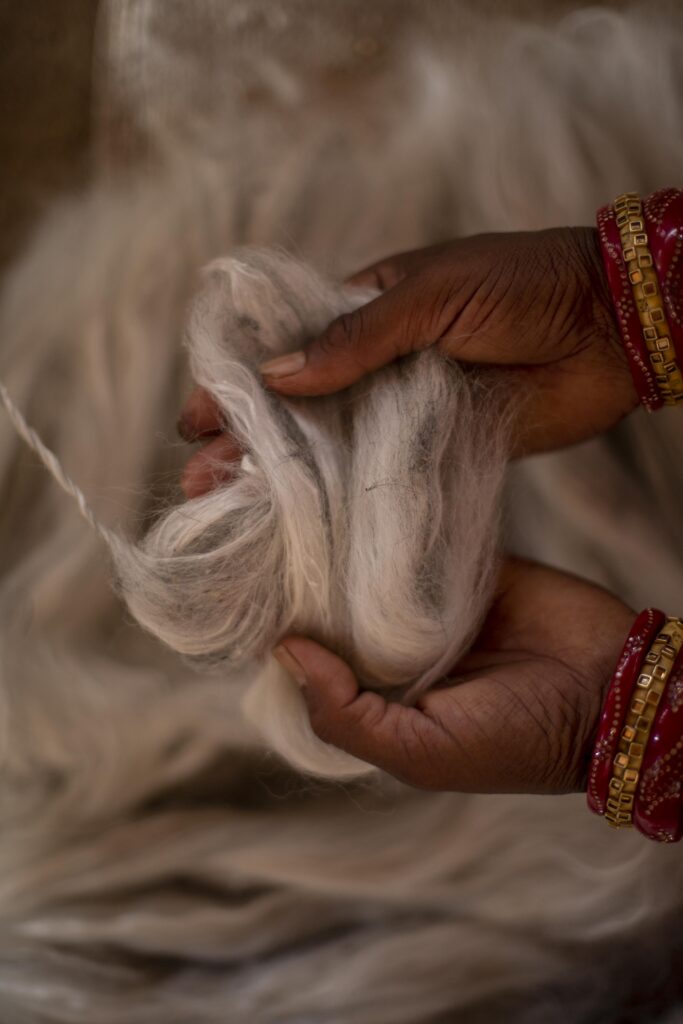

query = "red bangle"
[632,648,683,843]
[642,188,683,365]
[596,204,663,411]
[589,606,667,815]
[587,608,666,816]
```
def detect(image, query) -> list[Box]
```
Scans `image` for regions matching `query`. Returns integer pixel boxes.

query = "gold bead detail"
[605,617,683,828]
[614,193,683,407]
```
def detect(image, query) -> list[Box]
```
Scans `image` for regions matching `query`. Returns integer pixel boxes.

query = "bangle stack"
[588,610,683,843]
[597,188,683,410]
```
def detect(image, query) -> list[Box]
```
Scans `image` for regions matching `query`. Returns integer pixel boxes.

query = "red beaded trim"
[596,204,663,411]
[642,188,683,367]
[587,608,665,816]
[633,647,683,843]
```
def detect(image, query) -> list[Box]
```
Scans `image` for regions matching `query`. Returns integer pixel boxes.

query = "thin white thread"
[0,380,121,552]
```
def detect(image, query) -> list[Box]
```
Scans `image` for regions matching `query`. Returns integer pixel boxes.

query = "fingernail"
[272,644,308,688]
[259,350,306,378]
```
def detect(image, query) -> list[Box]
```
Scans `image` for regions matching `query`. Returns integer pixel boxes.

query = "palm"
[414,559,634,793]
[274,559,634,795]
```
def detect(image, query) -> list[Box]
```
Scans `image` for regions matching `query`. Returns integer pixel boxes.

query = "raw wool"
[1,3,683,1024]
[114,248,508,777]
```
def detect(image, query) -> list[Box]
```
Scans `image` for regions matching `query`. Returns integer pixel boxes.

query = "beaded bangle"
[597,189,683,408]
[589,612,683,840]
[633,647,683,843]
[596,204,663,410]
[587,608,665,816]
[605,616,683,828]
[642,188,683,366]
[613,193,683,406]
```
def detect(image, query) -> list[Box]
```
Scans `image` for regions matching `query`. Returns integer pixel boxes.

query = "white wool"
[113,249,507,777]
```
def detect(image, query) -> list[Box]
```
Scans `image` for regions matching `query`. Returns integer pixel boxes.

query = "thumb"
[259,277,436,397]
[272,636,440,787]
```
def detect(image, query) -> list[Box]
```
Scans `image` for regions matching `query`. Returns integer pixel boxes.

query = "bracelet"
[587,608,665,816]
[632,648,683,843]
[596,189,683,408]
[588,611,683,841]
[605,616,683,828]
[642,188,683,365]
[614,193,683,406]
[596,204,662,411]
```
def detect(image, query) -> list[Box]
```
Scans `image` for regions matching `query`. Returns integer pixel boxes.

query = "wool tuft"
[112,249,508,776]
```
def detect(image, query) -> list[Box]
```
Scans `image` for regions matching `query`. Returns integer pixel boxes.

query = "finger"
[345,243,450,290]
[181,433,243,499]
[273,637,445,787]
[178,387,225,441]
[259,275,438,397]
[345,256,410,291]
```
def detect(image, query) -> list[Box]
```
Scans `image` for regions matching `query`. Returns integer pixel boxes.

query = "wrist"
[577,224,640,415]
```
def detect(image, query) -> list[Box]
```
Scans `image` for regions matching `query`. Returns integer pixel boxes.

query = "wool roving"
[110,249,509,777]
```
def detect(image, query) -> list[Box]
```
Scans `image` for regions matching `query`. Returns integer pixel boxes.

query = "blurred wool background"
[1,2,683,1021]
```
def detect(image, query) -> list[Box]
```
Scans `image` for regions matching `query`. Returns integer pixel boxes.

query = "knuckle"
[304,690,343,749]
[316,308,382,382]
[307,702,339,747]
[306,672,373,750]
[430,280,460,337]
[351,692,388,733]
[391,712,440,790]
[318,312,362,356]
[373,260,406,291]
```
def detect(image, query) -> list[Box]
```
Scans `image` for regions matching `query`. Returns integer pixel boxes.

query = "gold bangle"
[605,617,683,827]
[614,193,683,406]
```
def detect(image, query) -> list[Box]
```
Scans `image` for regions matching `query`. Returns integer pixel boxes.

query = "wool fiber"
[107,250,508,777]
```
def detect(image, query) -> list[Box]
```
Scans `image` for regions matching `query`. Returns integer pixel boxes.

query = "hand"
[272,559,635,794]
[177,228,637,494]
[257,229,638,456]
